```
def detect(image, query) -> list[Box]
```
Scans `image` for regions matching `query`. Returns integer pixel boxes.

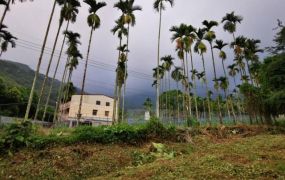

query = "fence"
[0,116,52,127]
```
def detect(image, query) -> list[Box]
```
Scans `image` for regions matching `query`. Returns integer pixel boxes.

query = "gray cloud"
[1,0,285,98]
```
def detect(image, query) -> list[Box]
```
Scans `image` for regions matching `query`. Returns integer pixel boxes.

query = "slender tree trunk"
[168,72,171,121]
[34,21,64,121]
[43,20,70,122]
[156,5,162,119]
[122,24,130,123]
[223,89,233,124]
[246,59,254,85]
[117,86,122,122]
[201,53,212,124]
[0,0,11,29]
[222,60,237,123]
[210,43,223,124]
[189,49,199,121]
[232,75,243,122]
[176,83,179,124]
[185,52,192,118]
[112,38,122,125]
[60,70,72,121]
[53,57,69,122]
[77,27,94,124]
[24,0,56,120]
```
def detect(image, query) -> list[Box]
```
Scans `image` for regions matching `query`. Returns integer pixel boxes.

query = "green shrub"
[186,118,200,127]
[0,120,34,154]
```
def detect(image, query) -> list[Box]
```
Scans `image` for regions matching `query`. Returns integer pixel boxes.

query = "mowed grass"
[0,133,285,179]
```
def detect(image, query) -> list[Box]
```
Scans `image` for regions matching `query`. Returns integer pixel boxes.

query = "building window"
[106,102,110,106]
[93,110,98,116]
[96,101,101,105]
[105,111,109,117]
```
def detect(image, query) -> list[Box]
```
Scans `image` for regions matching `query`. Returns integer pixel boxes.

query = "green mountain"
[0,60,61,105]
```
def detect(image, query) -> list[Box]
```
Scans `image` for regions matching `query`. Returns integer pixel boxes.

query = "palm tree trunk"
[112,38,122,124]
[24,0,56,120]
[189,49,199,121]
[168,72,171,121]
[156,4,162,119]
[176,83,179,124]
[122,24,130,123]
[42,20,70,122]
[60,70,72,121]
[53,57,69,122]
[246,59,254,85]
[117,86,122,122]
[77,27,94,124]
[0,0,11,29]
[34,21,64,121]
[201,53,212,124]
[185,52,192,118]
[222,60,238,123]
[232,76,243,122]
[223,89,232,123]
[210,43,223,124]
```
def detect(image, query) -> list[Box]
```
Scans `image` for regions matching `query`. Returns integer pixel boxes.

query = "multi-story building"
[59,94,114,127]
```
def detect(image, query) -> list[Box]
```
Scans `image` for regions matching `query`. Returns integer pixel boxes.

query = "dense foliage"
[240,53,285,124]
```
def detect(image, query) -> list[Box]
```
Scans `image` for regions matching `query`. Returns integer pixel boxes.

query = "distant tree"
[143,97,153,113]
[153,0,174,118]
[0,30,17,56]
[221,11,243,41]
[25,0,58,120]
[41,0,81,122]
[77,0,107,123]
[267,20,285,54]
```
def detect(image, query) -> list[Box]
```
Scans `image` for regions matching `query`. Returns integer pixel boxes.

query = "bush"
[144,117,175,139]
[1,119,179,153]
[186,118,200,127]
[0,120,34,154]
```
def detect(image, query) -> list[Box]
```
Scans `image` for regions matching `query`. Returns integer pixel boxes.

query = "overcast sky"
[1,0,285,99]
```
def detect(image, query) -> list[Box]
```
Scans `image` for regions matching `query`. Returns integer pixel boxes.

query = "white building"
[60,94,114,127]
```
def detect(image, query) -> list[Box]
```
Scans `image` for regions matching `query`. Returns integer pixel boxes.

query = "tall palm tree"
[44,0,82,122]
[194,28,212,124]
[0,0,33,29]
[213,39,237,122]
[231,36,247,83]
[114,0,142,123]
[111,18,128,124]
[228,63,243,122]
[221,11,243,41]
[24,0,58,120]
[59,31,82,121]
[213,40,228,77]
[77,0,107,123]
[153,0,174,118]
[185,25,198,120]
[202,20,223,124]
[153,65,165,119]
[161,55,174,120]
[170,23,192,118]
[217,76,236,124]
[35,0,81,121]
[0,30,17,56]
[244,38,263,85]
[116,44,129,123]
[171,66,183,122]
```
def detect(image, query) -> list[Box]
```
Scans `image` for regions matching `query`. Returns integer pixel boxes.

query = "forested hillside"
[0,60,61,105]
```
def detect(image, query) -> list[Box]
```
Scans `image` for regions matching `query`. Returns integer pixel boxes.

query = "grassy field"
[0,129,284,179]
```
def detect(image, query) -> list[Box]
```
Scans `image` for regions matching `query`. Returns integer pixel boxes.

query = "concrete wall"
[68,95,114,121]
